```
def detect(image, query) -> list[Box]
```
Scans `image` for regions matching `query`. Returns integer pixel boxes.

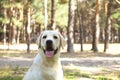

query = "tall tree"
[25,0,31,53]
[77,0,84,51]
[115,0,120,4]
[50,0,56,30]
[92,0,100,52]
[44,0,48,30]
[67,0,75,53]
[104,0,112,52]
[3,8,7,45]
[8,0,14,45]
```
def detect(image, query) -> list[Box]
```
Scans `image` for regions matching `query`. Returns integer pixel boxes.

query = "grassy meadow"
[0,66,120,80]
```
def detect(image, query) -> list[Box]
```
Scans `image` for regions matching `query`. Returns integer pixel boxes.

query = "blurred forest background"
[0,0,120,53]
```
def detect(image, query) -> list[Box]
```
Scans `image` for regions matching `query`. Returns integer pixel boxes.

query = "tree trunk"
[27,7,31,53]
[11,26,16,44]
[25,1,31,53]
[3,24,7,45]
[92,0,100,52]
[67,0,75,53]
[74,10,77,43]
[104,0,112,52]
[8,21,12,49]
[118,28,120,42]
[77,1,84,51]
[50,0,56,30]
[8,1,14,45]
[80,10,84,51]
[3,9,7,45]
[44,0,48,30]
[16,28,20,44]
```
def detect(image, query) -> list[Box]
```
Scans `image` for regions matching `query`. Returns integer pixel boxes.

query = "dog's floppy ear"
[36,32,43,49]
[59,32,66,49]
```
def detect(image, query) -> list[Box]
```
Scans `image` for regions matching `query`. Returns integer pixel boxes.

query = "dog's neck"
[43,58,60,67]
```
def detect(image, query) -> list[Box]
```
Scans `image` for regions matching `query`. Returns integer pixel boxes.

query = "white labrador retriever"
[23,30,66,80]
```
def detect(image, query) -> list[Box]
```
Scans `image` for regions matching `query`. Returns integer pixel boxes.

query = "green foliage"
[0,0,69,29]
[2,1,11,8]
[31,0,69,28]
[111,10,120,19]
[14,2,23,8]
[0,0,120,34]
[56,3,68,28]
[12,18,22,28]
[31,0,43,9]
[32,11,44,24]
[1,18,10,24]
[113,23,120,30]
[111,10,120,30]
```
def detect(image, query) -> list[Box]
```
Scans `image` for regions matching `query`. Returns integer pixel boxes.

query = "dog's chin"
[43,48,58,58]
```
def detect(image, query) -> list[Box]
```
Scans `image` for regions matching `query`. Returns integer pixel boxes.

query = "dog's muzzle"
[44,40,58,57]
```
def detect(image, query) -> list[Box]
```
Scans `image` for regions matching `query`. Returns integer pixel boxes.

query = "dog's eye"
[53,36,58,39]
[43,35,47,39]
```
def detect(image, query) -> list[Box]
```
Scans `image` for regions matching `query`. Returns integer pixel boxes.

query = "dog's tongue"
[45,51,54,57]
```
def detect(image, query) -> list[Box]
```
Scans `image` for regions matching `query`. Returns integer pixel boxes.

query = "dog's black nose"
[46,40,53,51]
[46,40,53,45]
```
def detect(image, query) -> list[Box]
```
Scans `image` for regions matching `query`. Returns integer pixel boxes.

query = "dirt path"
[61,57,120,72]
[0,56,120,72]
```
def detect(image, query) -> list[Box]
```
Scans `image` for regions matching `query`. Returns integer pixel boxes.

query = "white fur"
[23,30,66,80]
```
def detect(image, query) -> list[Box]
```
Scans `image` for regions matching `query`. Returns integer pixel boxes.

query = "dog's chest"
[39,66,62,80]
[31,54,63,80]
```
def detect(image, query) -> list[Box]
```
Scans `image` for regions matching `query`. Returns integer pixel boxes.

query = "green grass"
[0,67,27,80]
[0,67,120,80]
[63,67,120,80]
[64,68,91,80]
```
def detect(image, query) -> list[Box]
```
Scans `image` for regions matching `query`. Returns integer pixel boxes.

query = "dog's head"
[37,30,66,58]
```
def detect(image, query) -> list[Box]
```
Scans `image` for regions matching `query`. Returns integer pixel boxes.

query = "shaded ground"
[0,56,120,71]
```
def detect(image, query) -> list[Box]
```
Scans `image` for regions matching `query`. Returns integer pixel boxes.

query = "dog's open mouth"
[44,47,58,57]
